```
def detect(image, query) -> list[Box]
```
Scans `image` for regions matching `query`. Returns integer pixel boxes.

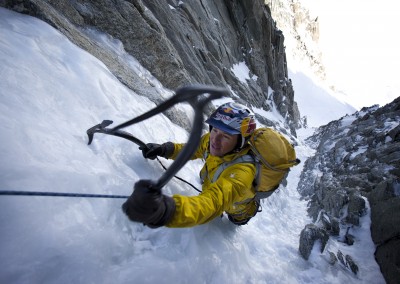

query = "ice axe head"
[86,120,113,145]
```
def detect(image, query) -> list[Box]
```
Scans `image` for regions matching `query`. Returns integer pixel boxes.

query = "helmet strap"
[233,136,246,151]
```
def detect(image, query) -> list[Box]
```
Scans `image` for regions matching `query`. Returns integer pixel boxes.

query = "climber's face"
[209,127,239,157]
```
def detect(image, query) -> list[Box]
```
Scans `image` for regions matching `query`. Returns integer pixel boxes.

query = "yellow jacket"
[166,133,257,228]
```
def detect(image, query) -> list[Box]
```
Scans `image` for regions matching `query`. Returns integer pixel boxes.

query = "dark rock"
[375,238,400,284]
[370,197,400,244]
[299,224,329,260]
[344,227,355,246]
[320,212,340,236]
[337,250,346,266]
[298,97,400,281]
[345,254,359,275]
[345,193,366,226]
[368,179,398,205]
[327,251,337,265]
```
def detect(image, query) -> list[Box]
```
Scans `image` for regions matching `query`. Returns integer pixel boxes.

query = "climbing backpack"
[212,127,300,200]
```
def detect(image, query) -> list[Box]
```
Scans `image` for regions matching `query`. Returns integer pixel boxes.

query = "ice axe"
[0,85,228,198]
[87,119,147,148]
[86,85,228,190]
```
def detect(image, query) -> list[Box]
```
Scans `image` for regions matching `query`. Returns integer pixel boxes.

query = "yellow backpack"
[212,127,300,199]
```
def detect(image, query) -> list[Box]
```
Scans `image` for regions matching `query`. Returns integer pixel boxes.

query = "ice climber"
[122,102,261,227]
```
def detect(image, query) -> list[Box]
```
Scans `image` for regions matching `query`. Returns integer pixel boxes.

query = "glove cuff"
[147,195,176,228]
[161,142,175,159]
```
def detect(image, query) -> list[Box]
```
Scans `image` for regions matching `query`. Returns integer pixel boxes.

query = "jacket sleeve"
[168,133,210,160]
[166,162,256,228]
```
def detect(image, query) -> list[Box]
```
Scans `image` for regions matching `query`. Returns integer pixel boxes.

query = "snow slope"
[0,8,384,284]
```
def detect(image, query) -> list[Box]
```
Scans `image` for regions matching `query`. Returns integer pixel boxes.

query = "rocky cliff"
[298,97,400,284]
[1,0,302,136]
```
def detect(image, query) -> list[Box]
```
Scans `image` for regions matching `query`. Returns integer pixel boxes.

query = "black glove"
[122,180,176,228]
[139,142,174,160]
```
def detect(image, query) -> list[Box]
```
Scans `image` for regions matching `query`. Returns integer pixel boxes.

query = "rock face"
[299,223,329,260]
[1,0,302,135]
[298,97,400,283]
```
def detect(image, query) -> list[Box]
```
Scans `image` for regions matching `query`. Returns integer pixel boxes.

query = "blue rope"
[0,190,129,199]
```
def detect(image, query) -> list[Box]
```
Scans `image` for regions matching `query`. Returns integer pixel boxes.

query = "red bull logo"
[215,106,237,122]
[240,117,256,137]
[222,107,235,114]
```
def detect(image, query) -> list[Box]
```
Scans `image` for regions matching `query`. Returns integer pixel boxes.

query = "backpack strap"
[211,152,286,200]
[211,154,256,183]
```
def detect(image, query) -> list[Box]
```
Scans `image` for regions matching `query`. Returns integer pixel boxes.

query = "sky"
[0,7,386,284]
[302,0,400,109]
